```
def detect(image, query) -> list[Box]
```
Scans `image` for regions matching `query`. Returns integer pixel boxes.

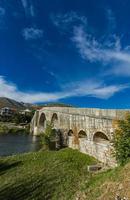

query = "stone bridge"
[30,107,128,166]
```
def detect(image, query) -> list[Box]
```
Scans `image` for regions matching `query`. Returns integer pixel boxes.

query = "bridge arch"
[93,131,111,165]
[67,129,74,148]
[78,130,87,138]
[78,130,87,153]
[93,131,109,144]
[38,113,46,132]
[51,113,58,127]
[68,129,73,136]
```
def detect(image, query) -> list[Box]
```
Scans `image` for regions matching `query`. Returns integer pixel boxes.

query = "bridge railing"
[39,108,119,120]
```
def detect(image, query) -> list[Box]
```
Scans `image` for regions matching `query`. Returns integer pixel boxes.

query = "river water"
[0,134,41,156]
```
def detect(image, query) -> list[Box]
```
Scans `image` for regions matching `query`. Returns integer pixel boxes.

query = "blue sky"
[0,0,130,108]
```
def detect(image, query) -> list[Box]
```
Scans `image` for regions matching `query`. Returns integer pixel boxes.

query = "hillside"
[0,97,33,110]
[82,162,130,200]
[0,149,130,200]
[0,97,75,111]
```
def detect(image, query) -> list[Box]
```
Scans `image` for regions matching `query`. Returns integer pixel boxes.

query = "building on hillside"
[0,107,15,117]
[19,109,31,115]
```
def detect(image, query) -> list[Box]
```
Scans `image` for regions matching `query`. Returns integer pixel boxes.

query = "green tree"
[113,113,130,165]
[41,122,54,150]
[12,111,34,124]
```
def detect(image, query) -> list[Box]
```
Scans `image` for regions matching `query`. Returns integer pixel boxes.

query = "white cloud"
[21,0,28,13]
[22,27,43,40]
[51,11,87,31]
[64,79,129,99]
[30,4,35,17]
[0,6,6,30]
[21,0,35,17]
[21,0,27,9]
[52,11,130,77]
[0,76,128,103]
[0,76,61,103]
[106,9,116,32]
[86,84,127,99]
[0,7,5,16]
[72,26,130,76]
[106,62,130,76]
[73,26,120,62]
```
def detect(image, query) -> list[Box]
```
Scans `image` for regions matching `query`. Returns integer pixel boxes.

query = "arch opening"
[51,113,58,127]
[68,130,73,136]
[39,113,46,131]
[49,129,62,150]
[93,132,109,144]
[78,130,87,138]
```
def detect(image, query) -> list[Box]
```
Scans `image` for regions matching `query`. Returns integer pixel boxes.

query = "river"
[0,134,41,156]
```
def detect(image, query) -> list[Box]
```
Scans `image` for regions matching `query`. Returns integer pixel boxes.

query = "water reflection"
[0,133,41,156]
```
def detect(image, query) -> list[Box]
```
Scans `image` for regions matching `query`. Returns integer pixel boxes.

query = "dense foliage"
[12,111,34,124]
[41,122,56,150]
[0,111,34,124]
[113,113,130,165]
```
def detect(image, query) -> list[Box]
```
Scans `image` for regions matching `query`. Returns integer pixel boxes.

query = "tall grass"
[0,148,97,200]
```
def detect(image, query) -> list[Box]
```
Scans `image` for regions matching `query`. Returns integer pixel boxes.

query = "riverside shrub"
[113,113,130,165]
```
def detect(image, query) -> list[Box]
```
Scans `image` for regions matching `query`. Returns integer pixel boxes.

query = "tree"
[12,111,34,124]
[113,113,130,165]
[72,126,79,149]
[41,122,54,150]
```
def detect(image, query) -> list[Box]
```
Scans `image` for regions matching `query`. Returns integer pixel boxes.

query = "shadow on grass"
[0,174,60,200]
[0,161,22,175]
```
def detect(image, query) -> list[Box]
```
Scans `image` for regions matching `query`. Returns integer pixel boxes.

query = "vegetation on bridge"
[40,122,56,150]
[113,113,130,165]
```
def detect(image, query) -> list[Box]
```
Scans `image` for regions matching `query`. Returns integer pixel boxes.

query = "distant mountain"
[0,97,75,110]
[0,97,33,110]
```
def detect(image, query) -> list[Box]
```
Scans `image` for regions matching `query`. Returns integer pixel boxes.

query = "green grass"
[81,162,130,200]
[1,149,129,200]
[0,148,97,200]
[82,166,123,199]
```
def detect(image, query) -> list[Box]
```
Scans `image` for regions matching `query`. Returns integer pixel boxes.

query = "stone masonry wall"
[30,107,129,166]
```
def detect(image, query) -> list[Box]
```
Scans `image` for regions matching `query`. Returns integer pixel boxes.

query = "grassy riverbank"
[0,122,29,134]
[0,149,130,200]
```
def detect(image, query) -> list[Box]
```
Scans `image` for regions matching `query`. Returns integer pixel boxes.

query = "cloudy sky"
[0,0,130,108]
